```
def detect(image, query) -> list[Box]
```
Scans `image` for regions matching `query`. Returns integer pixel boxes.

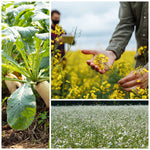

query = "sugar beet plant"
[1,1,49,130]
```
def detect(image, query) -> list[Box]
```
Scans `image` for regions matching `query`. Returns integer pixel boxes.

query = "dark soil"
[2,85,49,149]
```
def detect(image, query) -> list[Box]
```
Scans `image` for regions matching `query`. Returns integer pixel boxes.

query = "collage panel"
[1,1,50,148]
[51,1,148,100]
[51,100,148,148]
[51,0,149,149]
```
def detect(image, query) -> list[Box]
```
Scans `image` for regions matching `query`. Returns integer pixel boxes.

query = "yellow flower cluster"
[130,87,148,99]
[143,68,149,73]
[138,46,147,55]
[51,24,65,51]
[93,54,109,70]
[100,81,111,94]
[109,90,125,99]
[51,50,148,99]
[117,61,133,77]
[51,24,65,36]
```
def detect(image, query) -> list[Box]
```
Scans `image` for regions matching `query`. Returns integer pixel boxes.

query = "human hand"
[81,50,116,74]
[118,68,148,92]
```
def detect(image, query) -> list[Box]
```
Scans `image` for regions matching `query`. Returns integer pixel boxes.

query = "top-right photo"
[51,1,148,100]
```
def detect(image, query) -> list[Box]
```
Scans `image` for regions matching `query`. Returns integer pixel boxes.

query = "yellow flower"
[140,70,143,75]
[110,65,113,69]
[138,46,148,55]
[113,84,119,90]
[106,83,111,88]
[142,95,147,99]
[91,93,97,99]
[93,54,109,70]
[138,88,146,95]
[66,80,70,83]
[137,80,141,83]
[143,68,149,73]
[51,45,54,50]
[134,71,137,75]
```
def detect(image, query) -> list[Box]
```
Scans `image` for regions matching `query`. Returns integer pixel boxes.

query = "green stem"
[2,77,28,83]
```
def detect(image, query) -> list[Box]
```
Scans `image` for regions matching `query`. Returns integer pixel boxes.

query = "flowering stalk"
[51,25,77,70]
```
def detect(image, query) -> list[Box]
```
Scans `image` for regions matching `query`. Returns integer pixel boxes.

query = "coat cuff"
[106,46,125,60]
[144,63,148,70]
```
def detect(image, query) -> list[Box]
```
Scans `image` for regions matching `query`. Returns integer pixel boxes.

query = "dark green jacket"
[106,2,148,69]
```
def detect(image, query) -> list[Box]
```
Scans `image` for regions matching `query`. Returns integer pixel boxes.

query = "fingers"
[90,63,99,71]
[81,49,98,55]
[118,72,135,85]
[87,61,106,74]
[122,86,137,92]
[82,49,111,74]
[86,56,94,66]
[118,79,138,88]
[87,60,91,65]
[122,82,147,92]
[118,69,148,92]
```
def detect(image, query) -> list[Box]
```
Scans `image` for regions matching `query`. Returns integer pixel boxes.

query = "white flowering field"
[51,105,148,148]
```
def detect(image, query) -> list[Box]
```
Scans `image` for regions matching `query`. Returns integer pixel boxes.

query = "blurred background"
[51,1,136,51]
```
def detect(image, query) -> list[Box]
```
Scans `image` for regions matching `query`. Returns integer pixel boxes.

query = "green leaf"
[2,26,38,42]
[32,11,49,21]
[35,1,50,11]
[38,120,43,125]
[38,39,49,69]
[2,77,27,83]
[7,4,34,17]
[39,56,49,70]
[15,39,32,76]
[2,27,20,41]
[33,37,42,79]
[19,11,34,26]
[7,83,36,130]
[2,41,14,58]
[2,64,28,78]
[14,26,38,39]
[14,8,34,26]
[1,36,16,42]
[35,33,49,40]
[2,51,30,78]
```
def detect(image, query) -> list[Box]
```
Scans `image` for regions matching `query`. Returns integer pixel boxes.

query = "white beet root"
[34,81,49,108]
[5,73,22,94]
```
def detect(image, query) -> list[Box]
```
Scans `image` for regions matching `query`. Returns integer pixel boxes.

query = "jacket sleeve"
[106,2,135,59]
[144,63,148,70]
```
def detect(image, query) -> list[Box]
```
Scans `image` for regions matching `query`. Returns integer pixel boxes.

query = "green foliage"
[2,1,49,130]
[37,111,49,125]
[51,105,148,148]
[7,83,36,130]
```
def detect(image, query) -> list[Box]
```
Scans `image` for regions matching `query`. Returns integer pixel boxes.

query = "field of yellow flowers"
[51,50,148,99]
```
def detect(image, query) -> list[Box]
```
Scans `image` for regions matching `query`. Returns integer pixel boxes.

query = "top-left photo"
[1,1,50,148]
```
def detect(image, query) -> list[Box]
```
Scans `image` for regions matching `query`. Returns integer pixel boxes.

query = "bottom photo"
[51,101,148,148]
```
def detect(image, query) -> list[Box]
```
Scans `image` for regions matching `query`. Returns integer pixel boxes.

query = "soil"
[2,84,49,149]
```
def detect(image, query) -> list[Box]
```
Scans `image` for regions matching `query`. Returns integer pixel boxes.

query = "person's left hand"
[118,68,148,92]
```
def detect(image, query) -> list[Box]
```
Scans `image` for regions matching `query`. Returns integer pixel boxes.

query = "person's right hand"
[81,50,117,74]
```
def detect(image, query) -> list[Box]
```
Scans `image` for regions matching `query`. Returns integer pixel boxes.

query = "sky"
[51,1,136,51]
